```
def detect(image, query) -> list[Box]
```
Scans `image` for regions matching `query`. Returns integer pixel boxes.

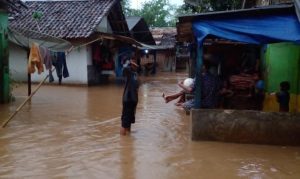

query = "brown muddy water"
[0,72,300,179]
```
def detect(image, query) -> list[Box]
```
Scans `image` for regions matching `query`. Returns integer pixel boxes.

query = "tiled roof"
[9,0,117,39]
[160,33,176,47]
[150,27,176,45]
[0,0,26,14]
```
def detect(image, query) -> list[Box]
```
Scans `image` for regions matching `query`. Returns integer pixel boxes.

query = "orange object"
[28,43,44,74]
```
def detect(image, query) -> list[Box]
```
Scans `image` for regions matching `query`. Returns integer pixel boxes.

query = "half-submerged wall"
[191,109,300,146]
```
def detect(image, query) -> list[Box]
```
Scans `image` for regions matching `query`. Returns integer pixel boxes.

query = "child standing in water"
[120,59,139,136]
[274,81,290,112]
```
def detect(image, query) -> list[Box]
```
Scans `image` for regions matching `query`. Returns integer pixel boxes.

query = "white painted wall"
[9,43,28,82]
[56,46,88,84]
[9,43,91,85]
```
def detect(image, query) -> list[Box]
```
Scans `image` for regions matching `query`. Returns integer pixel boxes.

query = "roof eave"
[179,4,295,23]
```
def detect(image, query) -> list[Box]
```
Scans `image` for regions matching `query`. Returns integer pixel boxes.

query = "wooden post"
[242,0,246,9]
[152,50,157,74]
[27,50,31,96]
[28,74,31,96]
[194,43,203,109]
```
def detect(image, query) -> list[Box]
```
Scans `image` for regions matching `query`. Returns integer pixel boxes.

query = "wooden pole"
[152,50,157,74]
[194,44,203,109]
[1,69,53,128]
[242,0,246,9]
[28,73,31,96]
[27,50,31,96]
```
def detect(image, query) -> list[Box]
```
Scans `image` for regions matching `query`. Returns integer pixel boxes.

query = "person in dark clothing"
[180,63,220,110]
[120,60,139,136]
[200,64,220,109]
[253,80,265,110]
[275,81,290,112]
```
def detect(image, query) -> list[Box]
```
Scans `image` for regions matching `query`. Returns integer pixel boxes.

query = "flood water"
[0,72,300,179]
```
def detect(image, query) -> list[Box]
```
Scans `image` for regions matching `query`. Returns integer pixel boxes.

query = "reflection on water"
[0,73,300,178]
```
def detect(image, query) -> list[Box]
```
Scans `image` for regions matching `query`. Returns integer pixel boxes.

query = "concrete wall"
[9,43,90,85]
[191,109,300,146]
[9,43,28,82]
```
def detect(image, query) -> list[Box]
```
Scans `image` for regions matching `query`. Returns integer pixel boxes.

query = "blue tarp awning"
[192,12,300,109]
[193,14,300,45]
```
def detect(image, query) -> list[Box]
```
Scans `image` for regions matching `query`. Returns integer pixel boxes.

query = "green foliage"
[140,0,172,27]
[120,0,244,27]
[32,11,43,20]
[208,0,243,11]
[121,0,176,27]
[121,0,132,17]
[182,0,243,13]
[175,4,201,16]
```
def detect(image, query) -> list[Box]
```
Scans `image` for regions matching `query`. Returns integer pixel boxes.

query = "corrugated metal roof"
[178,4,294,23]
[126,16,141,31]
[126,16,156,45]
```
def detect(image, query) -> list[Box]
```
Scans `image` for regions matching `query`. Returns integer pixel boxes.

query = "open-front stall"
[177,4,300,145]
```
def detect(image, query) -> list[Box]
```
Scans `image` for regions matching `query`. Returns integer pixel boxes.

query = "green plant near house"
[32,11,43,31]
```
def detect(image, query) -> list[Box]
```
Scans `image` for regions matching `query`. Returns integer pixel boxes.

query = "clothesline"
[28,42,69,84]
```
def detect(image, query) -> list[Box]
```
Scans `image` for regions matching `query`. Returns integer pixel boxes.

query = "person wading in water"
[120,59,139,135]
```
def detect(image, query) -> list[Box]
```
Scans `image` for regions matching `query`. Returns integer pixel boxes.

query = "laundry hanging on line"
[51,52,69,85]
[28,43,70,84]
[28,43,44,74]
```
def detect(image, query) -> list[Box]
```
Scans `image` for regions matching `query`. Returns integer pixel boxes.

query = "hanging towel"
[40,46,54,82]
[28,43,44,74]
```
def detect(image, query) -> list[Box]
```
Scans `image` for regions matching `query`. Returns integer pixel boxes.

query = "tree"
[183,0,243,12]
[121,0,131,15]
[121,0,176,27]
[209,0,243,11]
[175,3,202,16]
[140,0,172,27]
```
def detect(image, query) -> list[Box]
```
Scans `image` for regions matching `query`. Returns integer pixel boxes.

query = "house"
[0,0,25,103]
[177,3,300,145]
[8,0,137,85]
[113,16,156,77]
[126,16,156,45]
[137,27,177,73]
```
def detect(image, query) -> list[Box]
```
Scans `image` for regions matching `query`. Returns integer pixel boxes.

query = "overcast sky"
[130,0,184,9]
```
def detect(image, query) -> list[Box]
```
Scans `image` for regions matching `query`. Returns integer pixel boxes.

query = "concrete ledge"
[191,109,300,145]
